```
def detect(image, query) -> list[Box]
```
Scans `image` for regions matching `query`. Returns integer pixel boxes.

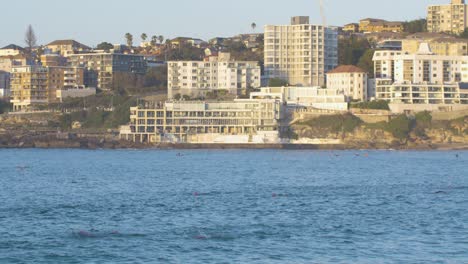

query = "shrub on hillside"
[299,113,363,134]
[351,100,390,110]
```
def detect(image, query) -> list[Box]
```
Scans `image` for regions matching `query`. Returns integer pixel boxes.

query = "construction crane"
[319,0,327,27]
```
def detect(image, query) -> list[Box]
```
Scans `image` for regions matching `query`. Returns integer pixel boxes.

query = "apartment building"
[46,40,91,57]
[10,66,48,111]
[264,16,338,87]
[427,0,468,34]
[168,53,261,98]
[10,66,85,110]
[373,43,468,106]
[326,65,368,102]
[68,53,147,90]
[402,33,468,56]
[120,99,282,144]
[343,23,360,33]
[47,67,85,102]
[359,18,404,33]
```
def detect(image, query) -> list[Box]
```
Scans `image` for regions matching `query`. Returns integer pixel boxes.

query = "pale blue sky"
[1,0,450,48]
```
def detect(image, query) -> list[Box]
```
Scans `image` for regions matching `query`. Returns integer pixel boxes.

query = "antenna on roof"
[318,0,327,27]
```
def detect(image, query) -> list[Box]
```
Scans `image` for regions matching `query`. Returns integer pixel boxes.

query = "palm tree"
[151,35,158,47]
[251,22,257,32]
[141,33,148,42]
[158,35,164,44]
[125,33,133,48]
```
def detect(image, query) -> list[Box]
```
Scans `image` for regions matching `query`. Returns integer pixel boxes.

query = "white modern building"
[250,86,348,110]
[120,99,282,144]
[56,86,96,102]
[373,43,468,108]
[264,16,338,87]
[326,65,369,102]
[168,53,261,98]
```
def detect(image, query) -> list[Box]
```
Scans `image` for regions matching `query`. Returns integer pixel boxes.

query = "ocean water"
[0,149,467,264]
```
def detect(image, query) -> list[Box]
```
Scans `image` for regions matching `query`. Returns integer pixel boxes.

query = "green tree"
[151,35,158,47]
[141,33,148,42]
[403,19,427,33]
[97,42,114,51]
[24,24,37,61]
[125,33,133,48]
[338,35,372,66]
[251,22,257,32]
[158,35,164,44]
[357,49,375,77]
[386,114,414,140]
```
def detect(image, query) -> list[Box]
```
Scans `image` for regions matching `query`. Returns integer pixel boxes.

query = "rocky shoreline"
[0,135,466,151]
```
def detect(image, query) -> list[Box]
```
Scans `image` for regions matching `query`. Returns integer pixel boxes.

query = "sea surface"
[0,149,467,264]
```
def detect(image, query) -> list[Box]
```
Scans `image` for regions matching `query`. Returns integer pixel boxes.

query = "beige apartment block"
[402,33,468,56]
[326,65,368,102]
[359,18,404,33]
[427,0,468,34]
[47,67,85,103]
[264,16,338,87]
[10,66,85,110]
[68,53,147,90]
[10,66,48,111]
[168,53,261,98]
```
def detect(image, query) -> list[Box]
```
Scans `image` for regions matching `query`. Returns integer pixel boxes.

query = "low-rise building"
[120,99,282,144]
[46,40,91,57]
[250,86,348,111]
[326,65,368,102]
[68,53,147,90]
[0,44,24,57]
[168,52,261,98]
[402,33,468,56]
[343,23,360,33]
[56,86,96,102]
[359,18,404,33]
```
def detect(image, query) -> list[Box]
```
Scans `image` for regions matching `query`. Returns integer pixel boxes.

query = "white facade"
[373,43,468,105]
[250,86,348,110]
[264,16,338,87]
[56,86,96,101]
[326,66,368,102]
[168,53,261,98]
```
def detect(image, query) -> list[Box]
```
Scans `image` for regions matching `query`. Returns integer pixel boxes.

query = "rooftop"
[327,65,367,74]
[1,44,24,51]
[46,40,91,50]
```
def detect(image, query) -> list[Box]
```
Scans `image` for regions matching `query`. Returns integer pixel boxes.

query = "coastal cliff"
[1,112,467,150]
[290,112,468,150]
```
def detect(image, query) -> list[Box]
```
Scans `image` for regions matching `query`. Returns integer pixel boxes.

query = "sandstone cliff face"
[291,115,468,149]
